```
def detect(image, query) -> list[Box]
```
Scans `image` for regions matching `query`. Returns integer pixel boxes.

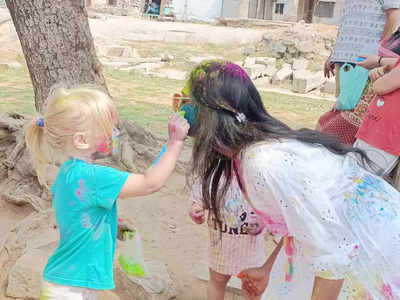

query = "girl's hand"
[355,54,380,70]
[324,58,335,78]
[189,203,205,224]
[168,113,189,142]
[370,64,392,82]
[238,265,270,297]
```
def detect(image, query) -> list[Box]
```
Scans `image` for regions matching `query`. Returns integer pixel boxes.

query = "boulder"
[295,41,313,54]
[292,70,326,93]
[6,249,51,299]
[255,57,276,67]
[160,53,174,62]
[243,56,256,67]
[254,76,271,88]
[260,39,287,58]
[114,260,177,300]
[272,64,293,84]
[292,58,309,71]
[244,64,268,79]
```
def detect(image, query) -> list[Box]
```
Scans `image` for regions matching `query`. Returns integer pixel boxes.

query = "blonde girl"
[25,86,189,300]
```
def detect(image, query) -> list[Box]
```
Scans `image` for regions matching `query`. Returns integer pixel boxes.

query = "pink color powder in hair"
[224,62,250,84]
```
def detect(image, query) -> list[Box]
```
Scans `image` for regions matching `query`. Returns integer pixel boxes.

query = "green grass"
[0,62,332,135]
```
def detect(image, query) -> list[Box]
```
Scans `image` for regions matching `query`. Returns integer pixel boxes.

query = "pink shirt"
[357,59,400,155]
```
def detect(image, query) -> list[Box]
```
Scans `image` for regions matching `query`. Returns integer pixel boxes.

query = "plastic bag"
[118,229,150,278]
[336,63,369,110]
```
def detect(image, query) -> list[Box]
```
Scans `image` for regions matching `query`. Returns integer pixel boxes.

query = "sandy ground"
[0,172,210,300]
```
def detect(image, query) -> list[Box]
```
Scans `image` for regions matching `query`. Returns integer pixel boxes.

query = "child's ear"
[72,132,90,150]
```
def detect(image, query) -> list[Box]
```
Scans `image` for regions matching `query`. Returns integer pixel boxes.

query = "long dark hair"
[188,61,369,229]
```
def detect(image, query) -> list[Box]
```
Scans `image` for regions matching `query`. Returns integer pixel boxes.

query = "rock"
[243,57,256,67]
[260,38,287,58]
[292,58,309,71]
[114,260,177,300]
[254,76,271,88]
[243,47,255,56]
[255,57,276,67]
[6,249,51,299]
[295,41,313,54]
[160,53,174,62]
[292,70,326,93]
[272,64,293,84]
[244,64,268,79]
[321,76,336,94]
[106,46,140,59]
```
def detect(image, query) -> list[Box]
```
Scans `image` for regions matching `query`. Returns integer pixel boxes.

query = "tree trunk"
[5,0,107,113]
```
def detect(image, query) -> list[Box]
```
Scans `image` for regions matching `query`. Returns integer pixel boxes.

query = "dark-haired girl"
[179,60,400,300]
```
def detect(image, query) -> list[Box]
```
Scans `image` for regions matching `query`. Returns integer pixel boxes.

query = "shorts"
[40,280,99,300]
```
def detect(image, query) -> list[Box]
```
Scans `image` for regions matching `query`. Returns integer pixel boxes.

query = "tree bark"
[5,0,107,113]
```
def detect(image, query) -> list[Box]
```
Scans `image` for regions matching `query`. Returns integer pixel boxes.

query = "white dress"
[240,140,400,300]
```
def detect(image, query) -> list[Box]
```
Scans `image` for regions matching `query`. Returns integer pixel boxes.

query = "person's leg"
[208,268,231,300]
[354,139,399,176]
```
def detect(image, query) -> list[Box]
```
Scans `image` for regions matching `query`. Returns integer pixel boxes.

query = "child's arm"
[356,54,398,70]
[238,238,284,297]
[373,64,400,95]
[119,114,189,198]
[188,180,206,224]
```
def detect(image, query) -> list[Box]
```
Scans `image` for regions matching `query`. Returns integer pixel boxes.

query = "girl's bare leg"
[208,268,231,300]
[311,276,344,300]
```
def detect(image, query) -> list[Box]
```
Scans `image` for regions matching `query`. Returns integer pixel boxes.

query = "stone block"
[272,65,293,84]
[292,58,309,71]
[261,39,287,58]
[321,76,336,94]
[292,70,326,93]
[243,56,256,67]
[114,260,177,300]
[254,57,276,67]
[244,64,268,79]
[295,41,313,54]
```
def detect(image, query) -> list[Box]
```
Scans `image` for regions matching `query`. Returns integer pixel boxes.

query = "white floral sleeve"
[241,143,357,279]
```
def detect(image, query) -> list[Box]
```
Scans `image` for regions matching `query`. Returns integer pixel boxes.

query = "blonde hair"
[25,85,117,186]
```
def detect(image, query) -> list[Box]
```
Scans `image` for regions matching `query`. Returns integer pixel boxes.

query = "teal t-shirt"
[43,158,129,290]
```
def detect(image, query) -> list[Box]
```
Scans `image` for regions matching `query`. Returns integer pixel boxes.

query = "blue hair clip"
[36,118,44,128]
